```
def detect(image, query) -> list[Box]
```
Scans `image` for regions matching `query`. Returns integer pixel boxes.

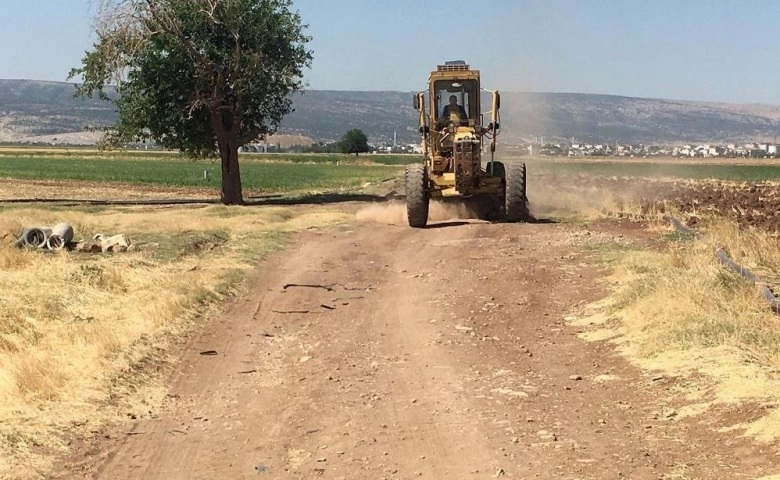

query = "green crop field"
[0,147,422,166]
[5,150,780,197]
[242,153,421,165]
[0,156,404,192]
[528,159,780,182]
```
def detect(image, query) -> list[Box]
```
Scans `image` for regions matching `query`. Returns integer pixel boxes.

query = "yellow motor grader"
[407,60,529,227]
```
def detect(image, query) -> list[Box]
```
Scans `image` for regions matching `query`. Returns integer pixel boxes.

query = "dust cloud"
[356,201,480,225]
[526,173,644,219]
[356,172,647,225]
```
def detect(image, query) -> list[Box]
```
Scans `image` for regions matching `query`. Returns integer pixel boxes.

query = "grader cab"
[406,60,529,227]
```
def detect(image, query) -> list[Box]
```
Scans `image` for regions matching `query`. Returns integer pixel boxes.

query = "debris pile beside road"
[13,224,151,253]
[76,233,138,253]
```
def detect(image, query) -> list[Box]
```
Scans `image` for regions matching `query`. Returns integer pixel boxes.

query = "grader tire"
[405,164,429,228]
[505,161,530,222]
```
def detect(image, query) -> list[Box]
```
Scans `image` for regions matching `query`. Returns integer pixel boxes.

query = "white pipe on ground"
[46,223,74,250]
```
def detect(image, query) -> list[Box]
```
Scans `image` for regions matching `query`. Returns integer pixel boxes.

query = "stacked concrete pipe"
[14,227,53,248]
[14,224,73,250]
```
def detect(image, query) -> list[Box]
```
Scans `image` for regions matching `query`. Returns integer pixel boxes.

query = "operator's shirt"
[443,105,467,121]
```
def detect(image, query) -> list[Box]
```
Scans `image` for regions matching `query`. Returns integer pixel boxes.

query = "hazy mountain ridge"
[496,93,780,144]
[0,80,115,142]
[2,79,780,145]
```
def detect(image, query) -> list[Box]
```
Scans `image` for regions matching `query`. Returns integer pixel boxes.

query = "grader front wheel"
[505,161,530,222]
[405,164,430,228]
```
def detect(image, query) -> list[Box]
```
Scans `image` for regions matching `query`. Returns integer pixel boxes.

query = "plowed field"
[533,173,780,232]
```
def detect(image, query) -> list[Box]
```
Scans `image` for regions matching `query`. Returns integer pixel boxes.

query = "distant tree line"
[286,128,371,155]
[289,142,343,154]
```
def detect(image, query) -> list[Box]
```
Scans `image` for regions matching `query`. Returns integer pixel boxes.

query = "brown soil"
[532,174,780,232]
[651,181,780,232]
[59,210,780,479]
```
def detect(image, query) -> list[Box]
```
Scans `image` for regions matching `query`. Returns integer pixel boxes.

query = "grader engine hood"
[452,129,481,193]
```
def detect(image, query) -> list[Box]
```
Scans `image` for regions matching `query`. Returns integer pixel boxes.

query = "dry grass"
[577,214,780,444]
[0,203,350,480]
[704,220,780,283]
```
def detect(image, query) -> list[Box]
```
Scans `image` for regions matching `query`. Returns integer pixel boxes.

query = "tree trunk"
[219,140,244,205]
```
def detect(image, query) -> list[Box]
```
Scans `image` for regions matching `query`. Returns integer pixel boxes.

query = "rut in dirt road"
[71,218,780,480]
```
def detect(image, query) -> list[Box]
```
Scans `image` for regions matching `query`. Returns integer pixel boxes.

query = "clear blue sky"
[4,0,780,104]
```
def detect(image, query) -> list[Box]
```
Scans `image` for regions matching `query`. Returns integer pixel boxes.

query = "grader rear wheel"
[405,164,430,228]
[505,161,530,222]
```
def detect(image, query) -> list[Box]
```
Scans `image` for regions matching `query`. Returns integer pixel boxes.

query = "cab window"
[434,80,477,121]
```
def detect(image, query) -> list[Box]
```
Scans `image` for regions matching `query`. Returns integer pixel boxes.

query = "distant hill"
[497,92,780,145]
[3,79,780,146]
[0,80,115,143]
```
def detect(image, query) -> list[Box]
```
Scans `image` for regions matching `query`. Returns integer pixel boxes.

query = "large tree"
[339,128,369,157]
[70,0,312,204]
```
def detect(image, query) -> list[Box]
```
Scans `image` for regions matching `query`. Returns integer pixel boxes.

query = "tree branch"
[238,125,262,146]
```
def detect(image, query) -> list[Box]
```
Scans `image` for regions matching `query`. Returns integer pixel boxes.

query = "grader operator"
[406,60,529,228]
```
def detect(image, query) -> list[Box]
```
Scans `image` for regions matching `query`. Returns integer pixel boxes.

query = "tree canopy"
[70,0,313,204]
[339,128,369,157]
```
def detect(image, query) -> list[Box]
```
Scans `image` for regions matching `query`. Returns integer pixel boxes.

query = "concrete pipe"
[46,223,74,250]
[14,228,30,248]
[21,227,52,248]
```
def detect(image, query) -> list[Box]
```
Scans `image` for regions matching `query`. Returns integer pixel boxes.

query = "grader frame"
[405,60,529,228]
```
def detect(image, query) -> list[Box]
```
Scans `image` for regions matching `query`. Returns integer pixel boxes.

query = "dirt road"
[65,212,780,479]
